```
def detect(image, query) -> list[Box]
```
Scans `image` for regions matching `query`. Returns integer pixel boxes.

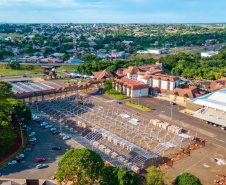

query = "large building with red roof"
[115,61,180,91]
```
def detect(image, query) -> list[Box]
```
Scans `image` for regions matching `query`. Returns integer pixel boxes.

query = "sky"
[0,0,225,23]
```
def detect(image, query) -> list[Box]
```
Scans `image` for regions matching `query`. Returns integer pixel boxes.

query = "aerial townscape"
[0,1,226,185]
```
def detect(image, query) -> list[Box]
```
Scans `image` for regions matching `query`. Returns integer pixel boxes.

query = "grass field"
[143,46,161,50]
[57,65,78,71]
[0,64,44,75]
[106,89,129,99]
[126,101,151,111]
[0,33,24,38]
[130,54,154,60]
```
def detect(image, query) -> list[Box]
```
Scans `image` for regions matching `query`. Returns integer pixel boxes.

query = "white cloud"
[0,0,109,8]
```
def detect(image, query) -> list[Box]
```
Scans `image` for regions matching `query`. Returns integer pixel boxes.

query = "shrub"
[174,172,202,185]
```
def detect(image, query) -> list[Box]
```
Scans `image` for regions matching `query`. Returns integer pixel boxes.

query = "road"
[87,89,226,149]
[0,119,83,179]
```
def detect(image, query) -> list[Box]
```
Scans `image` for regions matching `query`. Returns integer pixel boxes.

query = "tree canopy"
[55,148,104,185]
[99,166,139,185]
[174,172,202,185]
[0,82,31,155]
[144,165,172,185]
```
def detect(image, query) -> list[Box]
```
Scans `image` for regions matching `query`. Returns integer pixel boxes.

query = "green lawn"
[126,101,151,111]
[57,65,78,71]
[106,89,129,99]
[143,46,161,50]
[0,64,44,75]
[0,33,24,38]
[130,54,154,60]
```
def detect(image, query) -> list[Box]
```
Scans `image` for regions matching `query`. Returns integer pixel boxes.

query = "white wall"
[152,79,159,88]
[161,81,168,90]
[131,88,148,98]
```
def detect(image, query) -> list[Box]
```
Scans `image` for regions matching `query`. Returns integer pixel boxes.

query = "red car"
[36,158,45,163]
[36,119,43,123]
[28,142,35,146]
[15,157,22,162]
[27,144,34,148]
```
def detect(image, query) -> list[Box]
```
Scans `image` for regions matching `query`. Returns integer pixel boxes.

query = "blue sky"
[0,0,225,23]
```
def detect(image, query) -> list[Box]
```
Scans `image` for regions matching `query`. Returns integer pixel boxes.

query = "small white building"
[114,77,149,98]
[201,51,218,58]
[137,50,149,54]
[122,40,133,46]
[147,49,162,55]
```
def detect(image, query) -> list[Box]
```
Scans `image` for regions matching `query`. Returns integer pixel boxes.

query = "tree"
[117,167,139,185]
[7,99,32,125]
[23,44,33,54]
[99,166,119,185]
[144,166,172,185]
[55,148,104,185]
[44,47,54,56]
[0,112,15,154]
[10,61,20,70]
[174,172,202,185]
[99,166,139,185]
[103,79,113,92]
[107,65,117,73]
[0,81,13,99]
[62,52,70,61]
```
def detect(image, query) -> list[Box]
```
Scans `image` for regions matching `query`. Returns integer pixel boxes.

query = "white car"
[45,125,52,129]
[36,164,46,169]
[8,160,17,165]
[28,132,35,137]
[26,127,31,131]
[29,137,37,142]
[40,122,48,127]
[62,136,70,141]
[50,128,57,132]
[16,154,24,158]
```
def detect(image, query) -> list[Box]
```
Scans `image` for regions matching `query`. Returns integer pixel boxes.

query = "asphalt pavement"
[0,119,83,179]
[88,90,226,148]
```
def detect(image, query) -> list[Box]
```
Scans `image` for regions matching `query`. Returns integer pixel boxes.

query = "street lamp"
[19,118,25,147]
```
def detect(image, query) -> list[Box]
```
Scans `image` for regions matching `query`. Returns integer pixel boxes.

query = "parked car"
[36,158,45,163]
[26,127,31,132]
[40,122,48,127]
[8,160,17,165]
[170,102,176,105]
[45,125,52,129]
[221,126,226,130]
[28,142,35,146]
[24,148,32,152]
[29,137,37,142]
[36,164,46,169]
[53,130,61,135]
[27,144,34,148]
[50,128,57,132]
[28,132,35,137]
[16,154,24,158]
[117,101,122,104]
[15,157,22,162]
[62,136,70,141]
[51,146,61,150]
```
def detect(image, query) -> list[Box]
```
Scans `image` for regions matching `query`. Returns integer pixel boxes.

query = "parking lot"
[0,115,83,179]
